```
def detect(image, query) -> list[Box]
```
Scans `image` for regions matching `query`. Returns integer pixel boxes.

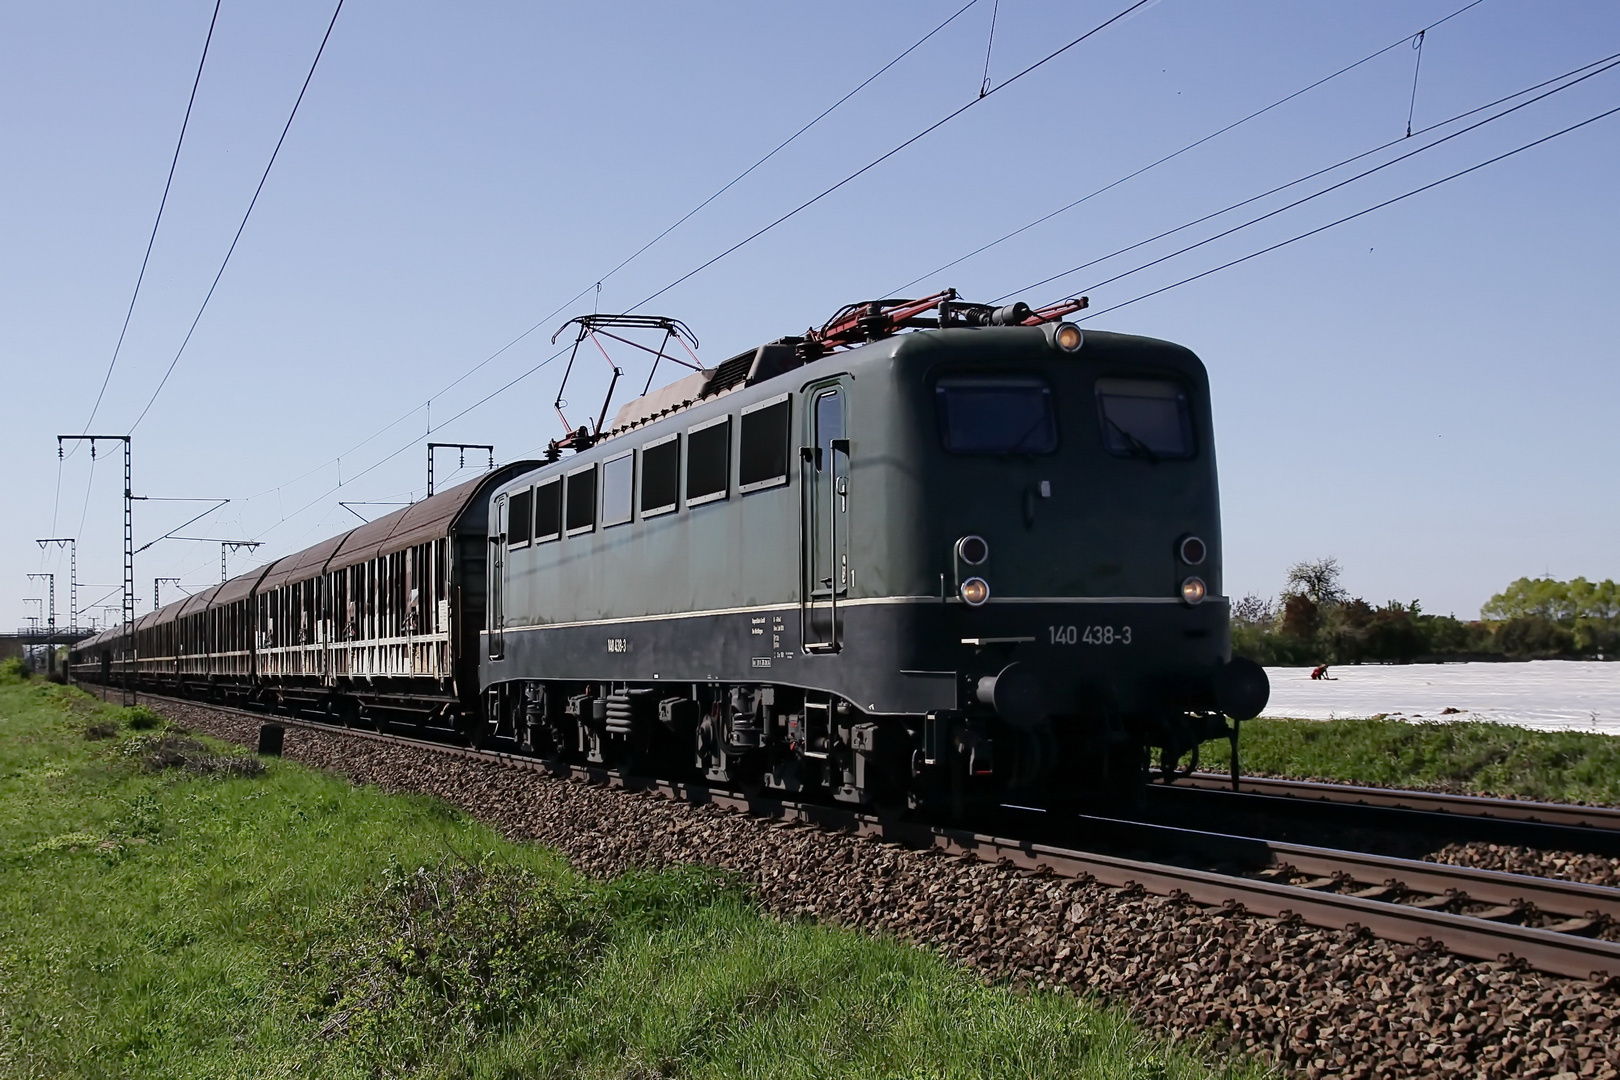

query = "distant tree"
[1281,594,1320,642]
[1482,577,1620,624]
[1231,593,1275,626]
[1284,557,1347,608]
[1496,616,1575,657]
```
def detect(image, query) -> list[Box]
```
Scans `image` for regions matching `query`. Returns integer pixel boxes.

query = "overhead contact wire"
[894,0,1491,294]
[128,0,346,434]
[235,6,980,512]
[629,0,1158,312]
[81,0,222,435]
[1076,103,1620,321]
[1005,53,1620,300]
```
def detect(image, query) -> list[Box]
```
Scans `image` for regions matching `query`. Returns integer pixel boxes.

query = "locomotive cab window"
[565,464,597,535]
[935,375,1057,455]
[738,394,791,493]
[601,452,634,527]
[686,415,730,507]
[1095,377,1195,460]
[640,434,679,518]
[534,477,563,543]
[508,487,532,548]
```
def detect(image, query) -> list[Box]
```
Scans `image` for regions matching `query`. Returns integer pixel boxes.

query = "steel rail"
[110,690,1620,982]
[1149,776,1620,858]
[1178,772,1620,832]
[1067,814,1620,926]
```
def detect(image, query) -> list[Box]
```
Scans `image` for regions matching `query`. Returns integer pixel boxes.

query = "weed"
[281,860,605,1066]
[119,705,165,731]
[1209,716,1620,804]
[83,721,119,740]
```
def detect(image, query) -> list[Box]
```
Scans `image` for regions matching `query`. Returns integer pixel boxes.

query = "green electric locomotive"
[481,293,1268,811]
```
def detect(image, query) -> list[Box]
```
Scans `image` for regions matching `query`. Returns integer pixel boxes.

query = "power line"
[232,5,984,512]
[628,0,1159,313]
[1070,102,1620,323]
[82,0,223,434]
[1002,52,1620,301]
[591,0,981,302]
[127,0,346,434]
[892,0,1491,294]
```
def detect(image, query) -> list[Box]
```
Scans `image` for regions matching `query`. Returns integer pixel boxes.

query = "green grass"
[0,670,1263,1079]
[1205,715,1620,804]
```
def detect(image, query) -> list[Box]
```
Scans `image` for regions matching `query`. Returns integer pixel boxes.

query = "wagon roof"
[215,562,274,606]
[325,475,484,572]
[176,585,222,618]
[255,531,357,594]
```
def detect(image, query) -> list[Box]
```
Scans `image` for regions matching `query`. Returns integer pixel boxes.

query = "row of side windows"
[509,393,792,548]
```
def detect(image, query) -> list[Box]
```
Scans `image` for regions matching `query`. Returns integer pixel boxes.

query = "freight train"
[71,292,1268,813]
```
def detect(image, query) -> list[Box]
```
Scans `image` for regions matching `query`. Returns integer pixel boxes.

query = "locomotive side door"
[801,379,850,653]
[488,494,507,660]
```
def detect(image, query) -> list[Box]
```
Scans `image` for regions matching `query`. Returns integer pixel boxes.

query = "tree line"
[1231,560,1619,665]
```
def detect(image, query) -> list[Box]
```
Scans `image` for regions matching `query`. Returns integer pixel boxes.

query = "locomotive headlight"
[1180,576,1207,606]
[1053,322,1083,352]
[960,577,991,606]
[1179,535,1206,566]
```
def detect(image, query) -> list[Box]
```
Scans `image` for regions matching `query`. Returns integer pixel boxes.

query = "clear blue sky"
[4,0,1617,628]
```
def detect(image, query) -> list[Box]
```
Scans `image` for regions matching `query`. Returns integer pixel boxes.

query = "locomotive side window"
[686,415,730,507]
[534,478,563,543]
[640,434,680,518]
[509,487,532,548]
[738,394,791,493]
[935,375,1057,455]
[565,464,597,535]
[1095,377,1194,460]
[601,452,634,527]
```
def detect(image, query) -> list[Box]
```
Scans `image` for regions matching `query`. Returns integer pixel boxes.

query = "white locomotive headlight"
[1053,322,1083,352]
[1180,576,1207,606]
[960,577,990,606]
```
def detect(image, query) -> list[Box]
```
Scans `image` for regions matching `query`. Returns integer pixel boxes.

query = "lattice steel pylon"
[35,538,77,634]
[59,435,133,704]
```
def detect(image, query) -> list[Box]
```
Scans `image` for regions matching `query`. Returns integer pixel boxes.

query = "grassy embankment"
[0,662,1261,1080]
[1204,715,1620,805]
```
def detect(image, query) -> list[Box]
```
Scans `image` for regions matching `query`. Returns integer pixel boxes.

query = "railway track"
[1178,771,1620,832]
[1146,773,1620,858]
[116,689,1620,981]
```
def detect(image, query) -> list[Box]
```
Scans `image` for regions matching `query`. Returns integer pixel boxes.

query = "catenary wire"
[81,0,223,435]
[1001,53,1620,301]
[126,0,346,434]
[1068,102,1620,323]
[627,0,1158,313]
[891,0,1491,294]
[234,5,980,509]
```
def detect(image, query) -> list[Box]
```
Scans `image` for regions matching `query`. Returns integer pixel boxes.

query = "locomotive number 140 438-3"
[1048,624,1132,645]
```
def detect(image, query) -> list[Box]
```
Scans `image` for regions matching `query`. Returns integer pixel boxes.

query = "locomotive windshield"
[934,375,1057,455]
[1095,377,1194,460]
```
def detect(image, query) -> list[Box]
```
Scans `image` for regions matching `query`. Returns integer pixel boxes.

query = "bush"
[119,705,165,731]
[1495,615,1575,658]
[0,656,29,685]
[283,861,604,1064]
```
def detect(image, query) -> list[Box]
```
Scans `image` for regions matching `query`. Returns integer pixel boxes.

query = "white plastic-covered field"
[1260,661,1620,734]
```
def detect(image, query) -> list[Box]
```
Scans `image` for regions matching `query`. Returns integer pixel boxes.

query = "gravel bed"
[1429,843,1620,891]
[152,699,1620,1080]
